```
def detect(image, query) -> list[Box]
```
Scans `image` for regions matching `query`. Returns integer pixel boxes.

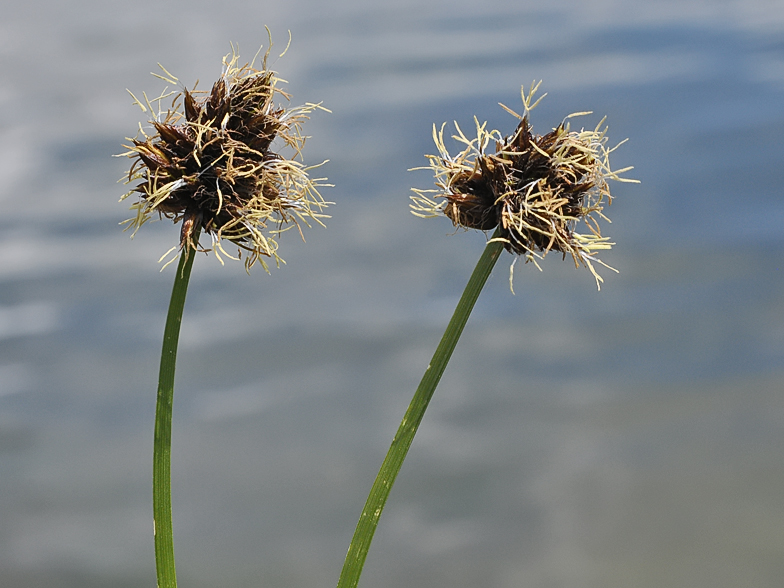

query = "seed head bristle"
[411,82,638,289]
[118,43,329,271]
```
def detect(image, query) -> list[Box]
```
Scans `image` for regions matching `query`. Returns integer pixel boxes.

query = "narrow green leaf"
[337,229,504,588]
[153,237,199,588]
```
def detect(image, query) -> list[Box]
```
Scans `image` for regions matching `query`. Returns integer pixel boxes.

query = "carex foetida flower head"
[119,40,329,271]
[411,82,637,289]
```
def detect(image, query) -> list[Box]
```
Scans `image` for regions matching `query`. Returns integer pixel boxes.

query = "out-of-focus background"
[1,1,783,586]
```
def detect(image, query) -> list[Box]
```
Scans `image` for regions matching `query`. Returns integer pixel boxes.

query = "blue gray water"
[2,1,784,586]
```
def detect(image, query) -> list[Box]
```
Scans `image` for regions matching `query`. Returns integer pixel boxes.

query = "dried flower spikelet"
[118,40,329,271]
[411,81,638,289]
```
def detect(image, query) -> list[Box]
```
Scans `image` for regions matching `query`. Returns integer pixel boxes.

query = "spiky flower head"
[411,82,637,289]
[119,41,329,271]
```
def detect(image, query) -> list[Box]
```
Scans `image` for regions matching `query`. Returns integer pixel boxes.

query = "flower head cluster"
[119,43,329,271]
[411,82,636,289]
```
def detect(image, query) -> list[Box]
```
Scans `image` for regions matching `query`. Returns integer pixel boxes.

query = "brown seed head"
[411,82,638,289]
[119,43,329,271]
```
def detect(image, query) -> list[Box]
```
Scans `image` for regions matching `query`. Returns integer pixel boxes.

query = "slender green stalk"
[153,238,199,588]
[336,229,504,588]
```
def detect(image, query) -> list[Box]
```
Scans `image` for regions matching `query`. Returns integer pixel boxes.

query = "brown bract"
[119,47,329,271]
[411,82,637,289]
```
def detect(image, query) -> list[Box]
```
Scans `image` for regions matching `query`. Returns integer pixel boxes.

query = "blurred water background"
[1,0,784,586]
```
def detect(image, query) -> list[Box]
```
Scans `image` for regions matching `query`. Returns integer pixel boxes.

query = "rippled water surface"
[2,1,784,587]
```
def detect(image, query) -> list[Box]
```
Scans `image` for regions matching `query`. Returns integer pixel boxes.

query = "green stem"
[336,229,504,588]
[153,239,199,588]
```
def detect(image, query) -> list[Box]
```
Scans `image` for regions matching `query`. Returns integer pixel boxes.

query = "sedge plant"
[118,39,328,588]
[336,82,638,588]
